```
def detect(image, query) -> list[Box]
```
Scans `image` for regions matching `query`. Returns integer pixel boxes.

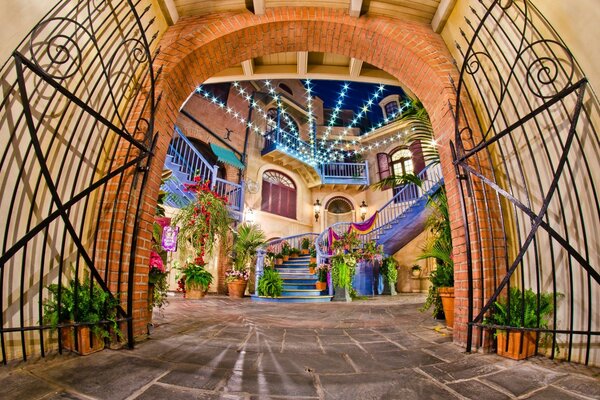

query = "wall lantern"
[313,199,321,222]
[359,200,368,221]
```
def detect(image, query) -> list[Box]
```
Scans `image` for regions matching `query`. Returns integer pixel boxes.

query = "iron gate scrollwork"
[452,0,599,364]
[0,0,159,362]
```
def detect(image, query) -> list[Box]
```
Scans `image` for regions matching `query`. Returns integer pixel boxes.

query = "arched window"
[390,147,413,176]
[325,196,354,226]
[261,170,296,219]
[384,101,399,117]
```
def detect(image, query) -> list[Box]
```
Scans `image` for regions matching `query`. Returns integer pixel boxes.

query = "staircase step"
[276,268,310,273]
[251,295,332,303]
[281,278,317,284]
[281,289,323,296]
[279,273,316,279]
[283,283,317,289]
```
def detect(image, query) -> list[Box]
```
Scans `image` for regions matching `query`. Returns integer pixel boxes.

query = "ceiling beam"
[253,0,266,16]
[156,0,179,26]
[297,51,308,76]
[241,59,254,77]
[349,58,363,79]
[431,0,457,33]
[349,0,363,17]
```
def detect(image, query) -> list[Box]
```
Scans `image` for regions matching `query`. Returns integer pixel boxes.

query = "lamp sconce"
[313,199,321,222]
[245,208,256,224]
[359,200,368,221]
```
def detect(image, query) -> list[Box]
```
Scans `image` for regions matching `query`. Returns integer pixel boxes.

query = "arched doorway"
[325,197,354,227]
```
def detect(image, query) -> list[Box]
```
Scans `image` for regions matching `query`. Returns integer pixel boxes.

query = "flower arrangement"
[225,269,250,283]
[149,220,169,310]
[331,230,360,253]
[266,245,276,258]
[281,240,291,256]
[358,240,384,262]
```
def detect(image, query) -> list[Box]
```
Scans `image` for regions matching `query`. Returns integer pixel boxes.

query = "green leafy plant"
[316,263,329,282]
[275,252,283,260]
[301,237,311,250]
[331,254,357,290]
[281,246,290,257]
[232,223,266,271]
[380,257,399,286]
[309,245,317,258]
[179,262,213,291]
[290,247,300,256]
[43,275,122,340]
[484,288,557,332]
[257,268,283,298]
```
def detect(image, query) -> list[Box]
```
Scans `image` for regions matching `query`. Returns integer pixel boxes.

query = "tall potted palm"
[228,223,266,298]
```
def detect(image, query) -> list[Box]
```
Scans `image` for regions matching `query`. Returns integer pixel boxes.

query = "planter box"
[333,286,351,302]
[381,279,397,296]
[497,331,537,360]
[61,326,104,355]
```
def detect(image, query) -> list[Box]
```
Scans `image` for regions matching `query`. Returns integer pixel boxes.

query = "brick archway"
[135,8,476,344]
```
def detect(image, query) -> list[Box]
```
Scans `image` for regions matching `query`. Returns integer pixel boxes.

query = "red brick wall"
[114,7,500,349]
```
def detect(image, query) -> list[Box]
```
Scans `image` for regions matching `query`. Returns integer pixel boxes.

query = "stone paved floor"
[1,294,599,400]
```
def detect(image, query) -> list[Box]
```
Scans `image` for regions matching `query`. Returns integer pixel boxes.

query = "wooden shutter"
[377,152,392,190]
[409,140,426,175]
[261,181,271,211]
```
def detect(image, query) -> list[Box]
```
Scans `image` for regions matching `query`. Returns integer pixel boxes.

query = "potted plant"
[301,237,311,255]
[257,267,283,298]
[149,249,169,311]
[179,261,213,299]
[331,253,356,302]
[418,186,454,327]
[315,263,329,291]
[290,247,300,258]
[274,253,284,265]
[281,241,291,261]
[380,257,398,295]
[308,262,317,275]
[309,245,317,264]
[229,223,266,298]
[43,275,123,355]
[484,287,556,360]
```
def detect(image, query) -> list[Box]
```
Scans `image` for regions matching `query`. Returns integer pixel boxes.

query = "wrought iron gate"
[0,0,158,362]
[453,0,599,364]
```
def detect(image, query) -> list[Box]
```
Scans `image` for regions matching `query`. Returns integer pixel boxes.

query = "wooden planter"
[275,258,283,265]
[227,279,248,299]
[497,331,537,360]
[186,286,208,299]
[61,326,104,356]
[315,281,327,291]
[438,287,455,328]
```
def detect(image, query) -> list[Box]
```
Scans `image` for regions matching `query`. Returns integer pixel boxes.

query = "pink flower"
[150,250,165,273]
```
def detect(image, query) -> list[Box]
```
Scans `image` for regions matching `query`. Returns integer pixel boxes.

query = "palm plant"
[232,223,267,271]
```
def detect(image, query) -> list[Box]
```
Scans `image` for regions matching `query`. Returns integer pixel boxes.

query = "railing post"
[239,179,245,214]
[211,166,218,189]
[364,161,370,185]
[255,248,266,294]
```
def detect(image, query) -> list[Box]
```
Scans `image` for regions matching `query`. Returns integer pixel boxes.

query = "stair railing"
[315,162,444,260]
[254,232,318,293]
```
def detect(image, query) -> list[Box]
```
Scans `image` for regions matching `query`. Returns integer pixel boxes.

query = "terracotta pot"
[497,330,537,360]
[301,249,309,255]
[283,255,290,261]
[315,281,327,291]
[275,258,283,265]
[310,257,317,264]
[290,253,299,258]
[186,286,207,299]
[411,268,421,278]
[61,325,104,355]
[438,287,455,328]
[227,279,248,299]
[309,267,316,274]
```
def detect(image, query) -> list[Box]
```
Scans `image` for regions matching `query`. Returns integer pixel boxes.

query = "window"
[384,101,399,117]
[279,83,293,96]
[377,147,415,200]
[390,148,413,176]
[261,170,296,219]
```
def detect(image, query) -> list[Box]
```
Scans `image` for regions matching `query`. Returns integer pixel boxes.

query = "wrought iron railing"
[318,162,370,185]
[0,0,157,362]
[314,162,443,258]
[452,0,599,365]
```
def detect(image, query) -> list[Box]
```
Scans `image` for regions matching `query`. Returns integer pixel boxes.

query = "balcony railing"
[318,162,369,185]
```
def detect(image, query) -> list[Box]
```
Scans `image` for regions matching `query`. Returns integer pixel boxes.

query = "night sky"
[308,79,407,125]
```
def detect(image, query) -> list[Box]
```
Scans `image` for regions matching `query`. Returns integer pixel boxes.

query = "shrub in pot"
[331,254,356,302]
[484,287,557,360]
[290,247,300,258]
[308,262,317,275]
[380,257,398,295]
[275,253,284,265]
[43,275,123,355]
[315,263,329,291]
[281,243,291,261]
[257,267,283,298]
[309,245,317,263]
[179,262,213,299]
[301,237,311,254]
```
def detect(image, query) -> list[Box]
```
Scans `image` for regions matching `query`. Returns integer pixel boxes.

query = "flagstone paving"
[0,294,598,399]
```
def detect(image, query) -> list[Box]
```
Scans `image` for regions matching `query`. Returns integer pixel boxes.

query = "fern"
[257,268,283,298]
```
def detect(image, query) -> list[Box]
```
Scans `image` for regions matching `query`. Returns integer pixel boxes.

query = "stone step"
[250,295,332,303]
[281,289,323,296]
[279,273,316,280]
[283,283,317,290]
[276,264,310,269]
[281,278,318,284]
[276,267,310,273]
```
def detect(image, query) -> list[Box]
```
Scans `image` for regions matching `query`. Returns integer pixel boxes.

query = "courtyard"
[0,295,598,400]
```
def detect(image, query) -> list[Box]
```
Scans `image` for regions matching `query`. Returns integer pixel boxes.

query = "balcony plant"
[229,223,266,298]
[257,267,283,298]
[43,275,123,355]
[380,256,399,296]
[301,237,311,254]
[178,261,213,299]
[484,287,557,360]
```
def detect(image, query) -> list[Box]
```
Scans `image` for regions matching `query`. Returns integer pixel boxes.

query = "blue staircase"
[252,255,332,303]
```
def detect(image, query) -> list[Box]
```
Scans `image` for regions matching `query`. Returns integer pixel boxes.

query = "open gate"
[0,0,158,362]
[452,0,599,364]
